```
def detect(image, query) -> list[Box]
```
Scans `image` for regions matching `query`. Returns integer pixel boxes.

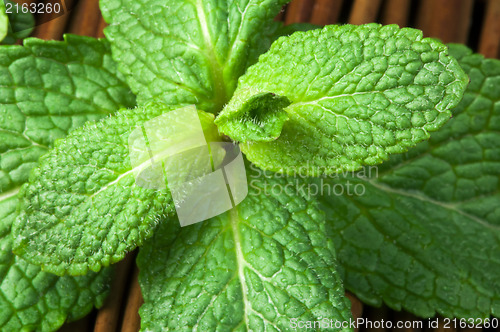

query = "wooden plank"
[416,0,434,33]
[93,253,135,332]
[346,292,363,332]
[382,0,411,26]
[349,0,383,25]
[68,0,100,36]
[285,0,314,24]
[310,0,343,25]
[418,0,474,43]
[120,268,143,332]
[32,0,76,40]
[479,0,500,58]
[456,0,474,43]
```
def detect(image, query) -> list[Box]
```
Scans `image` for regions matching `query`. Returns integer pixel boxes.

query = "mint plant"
[319,44,500,319]
[0,34,134,330]
[0,0,498,331]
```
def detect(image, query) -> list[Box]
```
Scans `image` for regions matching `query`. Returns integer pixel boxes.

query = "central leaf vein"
[230,207,251,328]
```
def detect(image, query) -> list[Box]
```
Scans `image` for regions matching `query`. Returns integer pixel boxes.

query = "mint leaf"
[218,92,291,142]
[0,35,132,330]
[138,166,352,331]
[216,24,469,175]
[0,34,135,204]
[316,44,500,318]
[0,1,8,43]
[0,196,113,331]
[1,0,35,45]
[100,0,289,112]
[12,102,220,276]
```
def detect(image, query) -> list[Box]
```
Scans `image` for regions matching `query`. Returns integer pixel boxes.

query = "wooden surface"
[16,0,500,331]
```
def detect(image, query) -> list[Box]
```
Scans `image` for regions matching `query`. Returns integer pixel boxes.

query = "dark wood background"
[15,0,500,331]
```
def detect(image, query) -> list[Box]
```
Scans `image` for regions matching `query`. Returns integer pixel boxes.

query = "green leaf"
[0,1,8,43]
[138,166,352,331]
[0,34,132,330]
[0,34,136,204]
[1,0,35,45]
[12,102,220,276]
[316,44,500,318]
[100,0,290,112]
[0,196,113,332]
[218,92,291,142]
[216,24,469,175]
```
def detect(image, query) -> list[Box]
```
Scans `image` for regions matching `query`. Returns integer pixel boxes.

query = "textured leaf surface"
[317,44,500,318]
[138,166,352,331]
[0,34,131,330]
[0,196,112,332]
[12,102,220,276]
[0,1,8,42]
[100,0,289,112]
[0,34,135,209]
[1,0,35,45]
[216,24,468,175]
